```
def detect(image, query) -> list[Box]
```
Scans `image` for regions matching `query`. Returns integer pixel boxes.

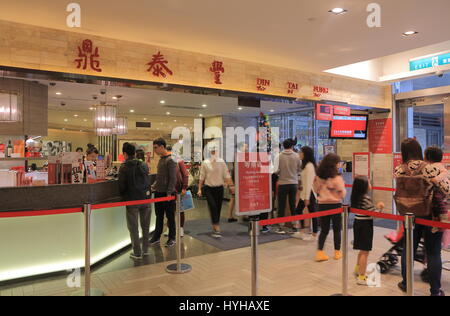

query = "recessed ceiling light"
[174,120,177,122]
[329,8,347,15]
[199,114,203,117]
[166,112,171,115]
[112,96,117,100]
[238,107,243,110]
[403,31,418,37]
[130,109,135,113]
[74,114,78,117]
[270,109,275,113]
[83,119,88,122]
[56,92,62,95]
[143,118,147,121]
[89,107,95,111]
[202,104,207,108]
[160,100,166,104]
[64,118,68,122]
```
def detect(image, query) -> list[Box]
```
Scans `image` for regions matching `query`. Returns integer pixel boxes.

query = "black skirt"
[353,219,374,251]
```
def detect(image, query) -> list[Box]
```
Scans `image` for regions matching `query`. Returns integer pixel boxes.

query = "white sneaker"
[163,230,169,237]
[357,277,369,286]
[180,227,184,238]
[301,234,316,241]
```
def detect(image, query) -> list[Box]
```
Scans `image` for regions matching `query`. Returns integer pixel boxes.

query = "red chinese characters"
[256,78,271,91]
[210,61,225,84]
[147,51,173,78]
[75,39,102,72]
[313,85,329,97]
[287,82,299,95]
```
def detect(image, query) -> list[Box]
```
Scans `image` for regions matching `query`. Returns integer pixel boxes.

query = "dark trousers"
[153,192,176,241]
[296,192,318,233]
[401,223,443,295]
[318,203,342,251]
[126,205,151,256]
[204,186,224,225]
[277,184,298,220]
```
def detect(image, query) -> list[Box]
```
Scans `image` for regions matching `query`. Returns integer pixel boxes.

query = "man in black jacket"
[119,142,151,260]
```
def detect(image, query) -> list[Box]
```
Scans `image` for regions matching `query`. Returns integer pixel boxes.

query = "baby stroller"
[377,225,429,282]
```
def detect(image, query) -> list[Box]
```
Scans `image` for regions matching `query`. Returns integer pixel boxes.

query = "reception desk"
[0,180,156,282]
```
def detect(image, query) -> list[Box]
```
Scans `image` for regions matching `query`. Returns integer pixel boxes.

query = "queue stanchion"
[250,215,260,296]
[405,213,415,296]
[166,194,192,274]
[331,205,350,296]
[72,203,104,296]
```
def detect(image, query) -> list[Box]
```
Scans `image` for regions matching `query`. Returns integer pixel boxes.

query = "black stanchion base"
[166,263,192,274]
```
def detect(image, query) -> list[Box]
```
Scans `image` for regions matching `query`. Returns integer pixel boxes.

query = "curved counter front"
[0,181,156,283]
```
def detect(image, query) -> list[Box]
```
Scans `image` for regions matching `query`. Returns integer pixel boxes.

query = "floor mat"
[184,219,291,251]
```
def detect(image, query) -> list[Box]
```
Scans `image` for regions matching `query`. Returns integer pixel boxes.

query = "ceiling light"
[144,118,147,121]
[112,96,117,100]
[56,92,62,95]
[174,120,177,122]
[113,117,128,135]
[64,119,68,122]
[94,104,117,132]
[403,31,418,37]
[89,107,95,111]
[202,104,207,108]
[199,114,203,117]
[238,107,243,110]
[74,114,78,117]
[83,119,88,122]
[270,109,275,113]
[329,8,347,15]
[130,109,135,113]
[166,112,171,115]
[160,100,166,104]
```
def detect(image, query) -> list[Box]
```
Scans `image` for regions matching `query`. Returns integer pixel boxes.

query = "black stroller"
[377,225,429,282]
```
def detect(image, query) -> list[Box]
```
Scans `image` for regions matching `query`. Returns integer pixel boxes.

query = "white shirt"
[200,157,231,187]
[300,162,316,200]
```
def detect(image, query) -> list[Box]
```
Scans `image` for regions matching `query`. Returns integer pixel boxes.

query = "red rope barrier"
[91,196,176,210]
[350,208,404,222]
[416,218,450,230]
[0,207,82,218]
[259,208,343,226]
[345,184,396,192]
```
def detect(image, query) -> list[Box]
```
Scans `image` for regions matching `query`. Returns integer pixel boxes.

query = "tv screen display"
[329,115,368,139]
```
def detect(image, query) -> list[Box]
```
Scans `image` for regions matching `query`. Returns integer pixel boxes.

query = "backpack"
[394,162,433,217]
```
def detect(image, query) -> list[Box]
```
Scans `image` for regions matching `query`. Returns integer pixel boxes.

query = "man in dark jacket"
[119,142,151,260]
[150,138,178,247]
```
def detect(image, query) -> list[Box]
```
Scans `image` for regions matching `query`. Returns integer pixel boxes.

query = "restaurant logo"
[146,51,173,78]
[256,78,271,91]
[287,82,299,95]
[313,85,329,98]
[74,39,102,72]
[210,61,225,84]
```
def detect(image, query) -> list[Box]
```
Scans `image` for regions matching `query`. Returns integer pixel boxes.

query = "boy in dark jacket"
[118,142,151,260]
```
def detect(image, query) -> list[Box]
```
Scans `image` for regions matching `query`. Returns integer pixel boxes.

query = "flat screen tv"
[329,114,368,139]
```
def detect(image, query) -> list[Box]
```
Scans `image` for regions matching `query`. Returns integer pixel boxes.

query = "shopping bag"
[181,190,195,212]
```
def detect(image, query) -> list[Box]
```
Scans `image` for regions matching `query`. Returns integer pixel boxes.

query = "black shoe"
[228,218,238,223]
[166,239,176,247]
[431,290,445,297]
[149,239,160,246]
[398,282,407,293]
[261,226,270,234]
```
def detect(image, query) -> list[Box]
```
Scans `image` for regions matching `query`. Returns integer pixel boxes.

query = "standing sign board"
[235,152,272,217]
[353,152,370,179]
[368,118,393,154]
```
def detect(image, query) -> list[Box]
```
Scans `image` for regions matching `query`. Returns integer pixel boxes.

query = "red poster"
[235,153,272,216]
[368,118,393,154]
[316,104,333,121]
[443,153,450,172]
[393,153,402,172]
[333,105,351,116]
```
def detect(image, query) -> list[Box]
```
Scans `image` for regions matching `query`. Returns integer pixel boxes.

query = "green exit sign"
[409,51,450,71]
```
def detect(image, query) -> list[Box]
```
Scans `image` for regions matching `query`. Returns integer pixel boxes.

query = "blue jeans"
[401,223,443,296]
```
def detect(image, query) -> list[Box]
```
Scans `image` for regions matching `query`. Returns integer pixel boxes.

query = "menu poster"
[333,105,351,116]
[353,152,370,179]
[368,118,393,154]
[235,152,272,217]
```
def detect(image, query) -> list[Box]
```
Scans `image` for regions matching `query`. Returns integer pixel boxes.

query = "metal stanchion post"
[250,216,260,296]
[72,203,104,296]
[331,205,350,296]
[405,213,415,296]
[166,194,192,274]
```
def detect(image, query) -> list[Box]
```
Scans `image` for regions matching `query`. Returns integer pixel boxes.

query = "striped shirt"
[352,195,376,220]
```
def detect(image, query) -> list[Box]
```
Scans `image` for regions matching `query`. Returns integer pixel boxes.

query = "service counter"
[0,179,156,283]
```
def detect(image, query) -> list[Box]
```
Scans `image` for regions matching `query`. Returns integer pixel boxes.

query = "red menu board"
[333,105,351,116]
[235,153,272,216]
[368,118,393,154]
[316,104,333,121]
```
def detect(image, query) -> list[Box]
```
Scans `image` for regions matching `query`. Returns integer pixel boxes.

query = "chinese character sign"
[210,61,225,84]
[75,39,102,72]
[287,82,298,95]
[147,51,173,78]
[313,85,329,97]
[256,78,271,91]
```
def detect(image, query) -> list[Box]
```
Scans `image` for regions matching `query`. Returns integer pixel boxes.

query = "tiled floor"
[1,223,449,296]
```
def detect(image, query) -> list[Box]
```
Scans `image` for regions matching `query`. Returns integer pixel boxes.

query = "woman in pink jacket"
[313,154,347,262]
